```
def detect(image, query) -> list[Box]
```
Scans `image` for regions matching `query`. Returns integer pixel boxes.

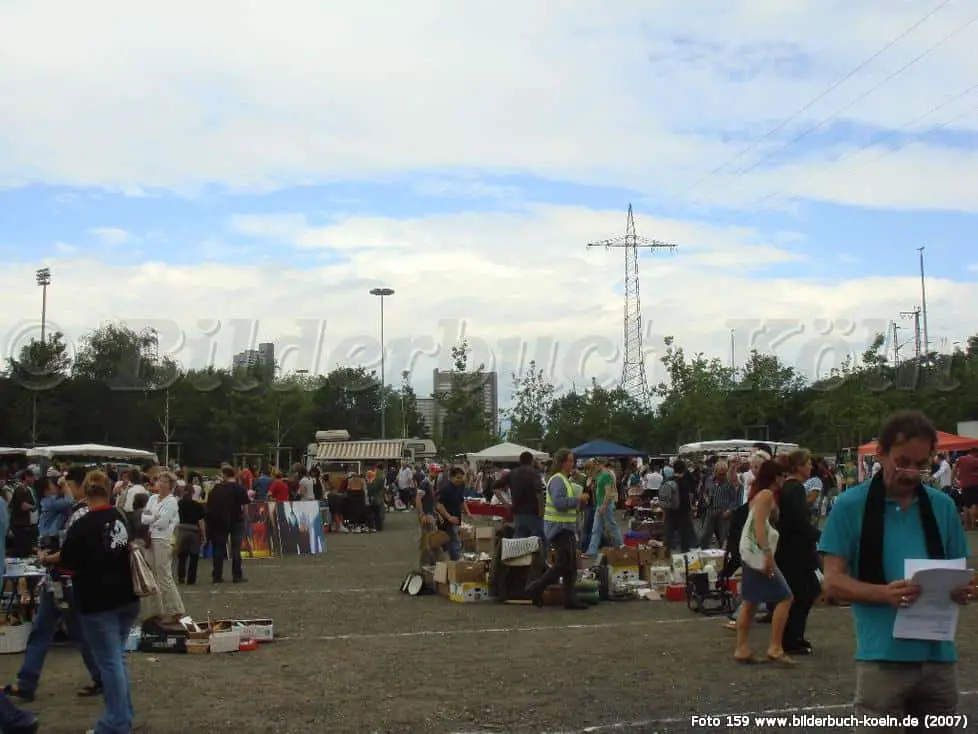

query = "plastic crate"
[0,623,31,654]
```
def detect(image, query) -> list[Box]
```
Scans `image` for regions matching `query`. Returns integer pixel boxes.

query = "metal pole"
[164,388,170,466]
[729,329,735,371]
[918,247,929,358]
[40,283,47,344]
[31,395,38,447]
[380,294,386,439]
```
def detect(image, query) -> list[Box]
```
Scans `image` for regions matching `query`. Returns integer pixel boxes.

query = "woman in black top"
[58,470,138,734]
[176,486,206,585]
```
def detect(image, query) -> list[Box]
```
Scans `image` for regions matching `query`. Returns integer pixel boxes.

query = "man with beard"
[821,411,973,728]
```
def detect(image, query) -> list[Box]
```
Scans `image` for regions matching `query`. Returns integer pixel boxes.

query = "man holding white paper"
[820,411,974,733]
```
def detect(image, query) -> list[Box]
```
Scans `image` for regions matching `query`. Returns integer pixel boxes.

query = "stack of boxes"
[433,560,493,603]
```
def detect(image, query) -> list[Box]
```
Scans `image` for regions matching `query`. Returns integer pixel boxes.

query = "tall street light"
[36,267,51,343]
[369,287,395,439]
[32,267,52,446]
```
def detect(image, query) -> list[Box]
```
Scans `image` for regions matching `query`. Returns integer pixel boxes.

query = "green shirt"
[595,471,614,507]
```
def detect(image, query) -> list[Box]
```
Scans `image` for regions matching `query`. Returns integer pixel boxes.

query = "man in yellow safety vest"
[524,448,590,610]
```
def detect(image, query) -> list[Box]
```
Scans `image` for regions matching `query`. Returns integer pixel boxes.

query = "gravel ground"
[3,512,977,733]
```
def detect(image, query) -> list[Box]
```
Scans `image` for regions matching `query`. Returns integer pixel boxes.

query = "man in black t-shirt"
[206,466,249,583]
[436,467,472,561]
[493,452,544,540]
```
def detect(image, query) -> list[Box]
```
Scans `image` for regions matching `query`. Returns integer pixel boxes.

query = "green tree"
[435,339,494,455]
[392,371,427,438]
[505,360,554,445]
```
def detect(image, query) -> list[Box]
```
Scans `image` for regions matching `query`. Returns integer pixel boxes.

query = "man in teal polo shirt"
[820,410,974,729]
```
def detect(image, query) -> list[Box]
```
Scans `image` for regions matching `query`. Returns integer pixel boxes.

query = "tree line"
[505,333,978,455]
[2,323,977,466]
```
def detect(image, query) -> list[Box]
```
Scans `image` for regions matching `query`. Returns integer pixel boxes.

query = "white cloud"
[54,242,77,255]
[2,206,973,399]
[1,1,978,210]
[87,227,132,246]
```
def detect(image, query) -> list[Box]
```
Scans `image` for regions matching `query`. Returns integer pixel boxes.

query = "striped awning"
[314,440,407,462]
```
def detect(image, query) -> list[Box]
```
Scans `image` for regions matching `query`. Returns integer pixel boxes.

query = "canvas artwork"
[270,501,326,556]
[240,502,273,558]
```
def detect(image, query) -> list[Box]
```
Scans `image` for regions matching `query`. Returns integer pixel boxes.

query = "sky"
[2,0,977,405]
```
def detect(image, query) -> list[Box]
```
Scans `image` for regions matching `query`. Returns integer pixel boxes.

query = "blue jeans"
[513,514,543,540]
[78,602,140,734]
[18,583,101,694]
[586,506,624,556]
[578,506,595,552]
[0,691,35,731]
[443,524,461,561]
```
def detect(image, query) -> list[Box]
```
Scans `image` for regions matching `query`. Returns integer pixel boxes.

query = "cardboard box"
[435,581,451,598]
[138,633,187,654]
[447,560,487,584]
[474,525,496,555]
[226,619,274,642]
[210,631,241,654]
[646,565,673,585]
[602,547,639,568]
[449,581,491,603]
[608,565,641,588]
[433,561,449,584]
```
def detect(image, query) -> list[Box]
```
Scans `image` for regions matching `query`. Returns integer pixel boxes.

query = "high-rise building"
[232,342,275,375]
[415,397,439,438]
[432,368,499,435]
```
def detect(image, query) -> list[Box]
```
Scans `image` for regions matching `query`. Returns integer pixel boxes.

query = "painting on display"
[270,501,326,555]
[240,502,273,558]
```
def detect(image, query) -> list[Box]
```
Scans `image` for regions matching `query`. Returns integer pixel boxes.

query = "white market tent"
[0,447,28,456]
[26,444,158,461]
[466,442,549,463]
[677,440,799,456]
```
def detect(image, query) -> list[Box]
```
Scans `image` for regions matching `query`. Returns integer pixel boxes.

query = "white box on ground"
[209,631,241,653]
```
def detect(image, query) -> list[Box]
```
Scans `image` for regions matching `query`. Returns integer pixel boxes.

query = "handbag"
[116,509,159,597]
[130,543,159,598]
[738,505,780,571]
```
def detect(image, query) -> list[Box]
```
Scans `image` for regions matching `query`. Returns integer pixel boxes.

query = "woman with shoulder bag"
[57,470,140,734]
[733,457,795,666]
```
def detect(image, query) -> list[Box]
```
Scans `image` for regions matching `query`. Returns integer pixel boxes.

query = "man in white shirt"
[298,470,316,501]
[120,469,149,512]
[397,464,415,509]
[643,467,663,493]
[932,453,952,490]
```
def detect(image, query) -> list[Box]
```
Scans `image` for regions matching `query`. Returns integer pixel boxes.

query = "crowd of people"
[2,414,977,731]
[0,461,262,733]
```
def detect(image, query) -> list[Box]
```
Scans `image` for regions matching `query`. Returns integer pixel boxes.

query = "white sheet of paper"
[893,558,971,642]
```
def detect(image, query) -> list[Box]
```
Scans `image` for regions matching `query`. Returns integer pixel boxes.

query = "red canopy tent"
[857,431,978,458]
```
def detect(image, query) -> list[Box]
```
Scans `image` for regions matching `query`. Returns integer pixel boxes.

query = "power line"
[730,9,978,179]
[678,0,954,195]
[734,80,978,217]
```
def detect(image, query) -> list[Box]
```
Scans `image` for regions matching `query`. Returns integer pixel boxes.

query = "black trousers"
[664,513,696,552]
[526,529,578,606]
[211,524,244,582]
[177,553,199,585]
[782,570,819,648]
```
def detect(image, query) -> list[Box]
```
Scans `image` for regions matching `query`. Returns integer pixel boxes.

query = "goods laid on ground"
[646,549,739,614]
[132,613,275,654]
[0,558,47,654]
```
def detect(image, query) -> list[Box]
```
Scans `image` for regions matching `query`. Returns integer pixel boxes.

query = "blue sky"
[2,0,977,398]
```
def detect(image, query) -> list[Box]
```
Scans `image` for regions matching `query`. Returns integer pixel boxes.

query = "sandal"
[3,684,35,702]
[734,655,760,664]
[77,682,104,697]
[766,653,797,666]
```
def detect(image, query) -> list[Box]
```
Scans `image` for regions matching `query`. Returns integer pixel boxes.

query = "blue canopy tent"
[570,439,644,458]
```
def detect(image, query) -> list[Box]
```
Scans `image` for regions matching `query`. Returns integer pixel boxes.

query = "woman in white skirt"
[141,471,185,617]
